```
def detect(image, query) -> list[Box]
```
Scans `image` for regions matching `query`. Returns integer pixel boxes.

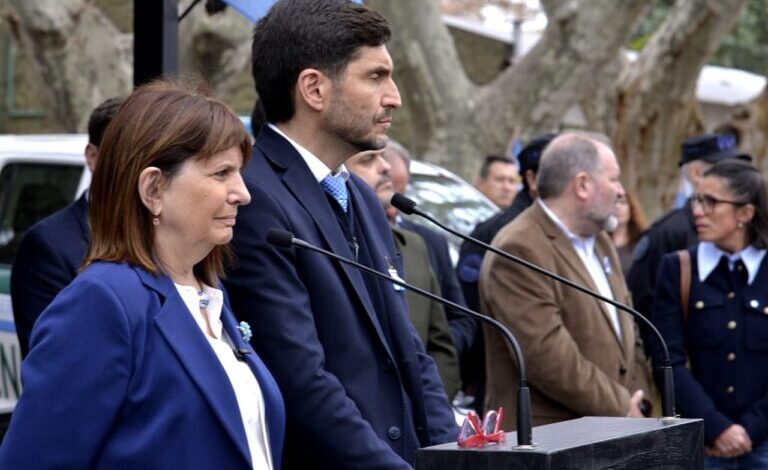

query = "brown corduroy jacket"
[480,201,654,427]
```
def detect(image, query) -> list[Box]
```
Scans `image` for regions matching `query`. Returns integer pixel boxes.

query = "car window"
[403,173,498,264]
[0,163,83,266]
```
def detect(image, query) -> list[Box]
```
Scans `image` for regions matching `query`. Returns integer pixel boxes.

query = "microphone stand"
[266,228,535,447]
[391,193,677,419]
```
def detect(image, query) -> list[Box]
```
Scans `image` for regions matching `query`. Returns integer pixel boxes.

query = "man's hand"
[626,390,644,418]
[706,425,752,458]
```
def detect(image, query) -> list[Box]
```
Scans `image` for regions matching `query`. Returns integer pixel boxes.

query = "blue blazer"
[225,126,457,469]
[652,246,768,446]
[0,262,285,469]
[11,193,89,357]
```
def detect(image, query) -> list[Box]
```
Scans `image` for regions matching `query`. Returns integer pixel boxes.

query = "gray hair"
[536,132,603,199]
[385,139,412,171]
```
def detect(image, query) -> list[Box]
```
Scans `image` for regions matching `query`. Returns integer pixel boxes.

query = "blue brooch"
[237,321,252,342]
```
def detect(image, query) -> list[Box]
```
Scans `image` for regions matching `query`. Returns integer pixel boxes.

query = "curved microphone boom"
[391,193,677,419]
[266,228,535,447]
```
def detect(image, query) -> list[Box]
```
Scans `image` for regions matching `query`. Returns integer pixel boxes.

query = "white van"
[0,134,89,409]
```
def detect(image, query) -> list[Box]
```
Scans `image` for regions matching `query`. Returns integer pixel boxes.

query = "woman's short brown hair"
[625,191,648,246]
[84,79,252,286]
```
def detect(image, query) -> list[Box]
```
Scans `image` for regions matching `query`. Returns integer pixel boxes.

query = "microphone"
[391,193,677,419]
[266,228,534,447]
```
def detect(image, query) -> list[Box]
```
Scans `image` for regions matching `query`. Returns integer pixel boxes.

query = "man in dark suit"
[224,1,456,468]
[11,96,123,357]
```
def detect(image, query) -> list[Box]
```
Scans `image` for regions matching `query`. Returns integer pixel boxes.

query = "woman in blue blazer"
[651,160,768,469]
[0,80,284,469]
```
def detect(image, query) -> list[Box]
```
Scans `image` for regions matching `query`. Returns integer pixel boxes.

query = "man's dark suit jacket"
[11,193,89,357]
[225,126,456,469]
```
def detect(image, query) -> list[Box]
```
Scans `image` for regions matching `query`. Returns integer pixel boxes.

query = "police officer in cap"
[454,133,556,413]
[627,133,751,328]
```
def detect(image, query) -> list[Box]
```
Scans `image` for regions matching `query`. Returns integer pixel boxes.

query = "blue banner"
[223,0,363,23]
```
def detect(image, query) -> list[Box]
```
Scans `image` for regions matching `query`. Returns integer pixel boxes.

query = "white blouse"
[175,283,272,470]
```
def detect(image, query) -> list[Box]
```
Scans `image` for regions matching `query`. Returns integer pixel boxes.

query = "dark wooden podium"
[417,417,703,470]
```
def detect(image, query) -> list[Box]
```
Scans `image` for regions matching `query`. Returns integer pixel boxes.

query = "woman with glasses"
[651,159,768,469]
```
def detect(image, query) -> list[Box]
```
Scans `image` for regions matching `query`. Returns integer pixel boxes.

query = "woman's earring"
[738,222,744,229]
[153,214,160,226]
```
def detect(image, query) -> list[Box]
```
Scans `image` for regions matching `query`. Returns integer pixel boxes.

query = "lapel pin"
[385,256,405,291]
[238,321,253,342]
[603,256,612,275]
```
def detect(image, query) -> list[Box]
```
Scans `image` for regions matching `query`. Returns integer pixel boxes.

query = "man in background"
[454,133,556,412]
[225,1,456,468]
[346,149,461,399]
[457,133,556,312]
[11,96,123,357]
[384,141,477,360]
[481,132,653,427]
[474,155,519,209]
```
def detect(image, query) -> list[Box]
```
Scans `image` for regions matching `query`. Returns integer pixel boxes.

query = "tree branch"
[472,0,652,157]
[612,0,750,217]
[9,0,131,131]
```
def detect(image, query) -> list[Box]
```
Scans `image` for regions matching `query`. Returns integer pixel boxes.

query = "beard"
[586,209,619,234]
[601,214,619,232]
[375,179,395,208]
[325,94,389,152]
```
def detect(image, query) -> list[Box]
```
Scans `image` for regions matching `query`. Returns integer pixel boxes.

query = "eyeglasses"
[692,193,748,215]
[457,408,506,448]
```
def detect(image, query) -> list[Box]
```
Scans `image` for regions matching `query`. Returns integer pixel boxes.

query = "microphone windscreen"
[390,193,417,215]
[266,228,294,247]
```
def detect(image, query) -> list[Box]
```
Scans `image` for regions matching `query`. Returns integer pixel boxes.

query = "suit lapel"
[257,127,394,358]
[533,204,626,353]
[73,193,90,243]
[594,239,629,356]
[221,306,285,467]
[533,204,601,292]
[135,268,252,466]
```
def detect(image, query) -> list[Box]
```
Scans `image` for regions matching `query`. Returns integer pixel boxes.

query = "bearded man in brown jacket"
[480,132,654,427]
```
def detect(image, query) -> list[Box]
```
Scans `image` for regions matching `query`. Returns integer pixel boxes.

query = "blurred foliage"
[630,0,768,75]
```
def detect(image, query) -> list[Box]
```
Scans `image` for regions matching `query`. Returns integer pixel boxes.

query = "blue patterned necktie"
[320,174,348,213]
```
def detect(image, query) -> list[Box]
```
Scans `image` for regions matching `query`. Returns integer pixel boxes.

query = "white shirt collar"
[268,123,349,183]
[538,199,596,253]
[536,199,621,339]
[697,241,767,285]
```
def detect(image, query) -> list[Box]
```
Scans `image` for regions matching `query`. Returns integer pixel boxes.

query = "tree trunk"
[370,0,652,178]
[373,0,750,218]
[609,0,751,219]
[2,0,131,131]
